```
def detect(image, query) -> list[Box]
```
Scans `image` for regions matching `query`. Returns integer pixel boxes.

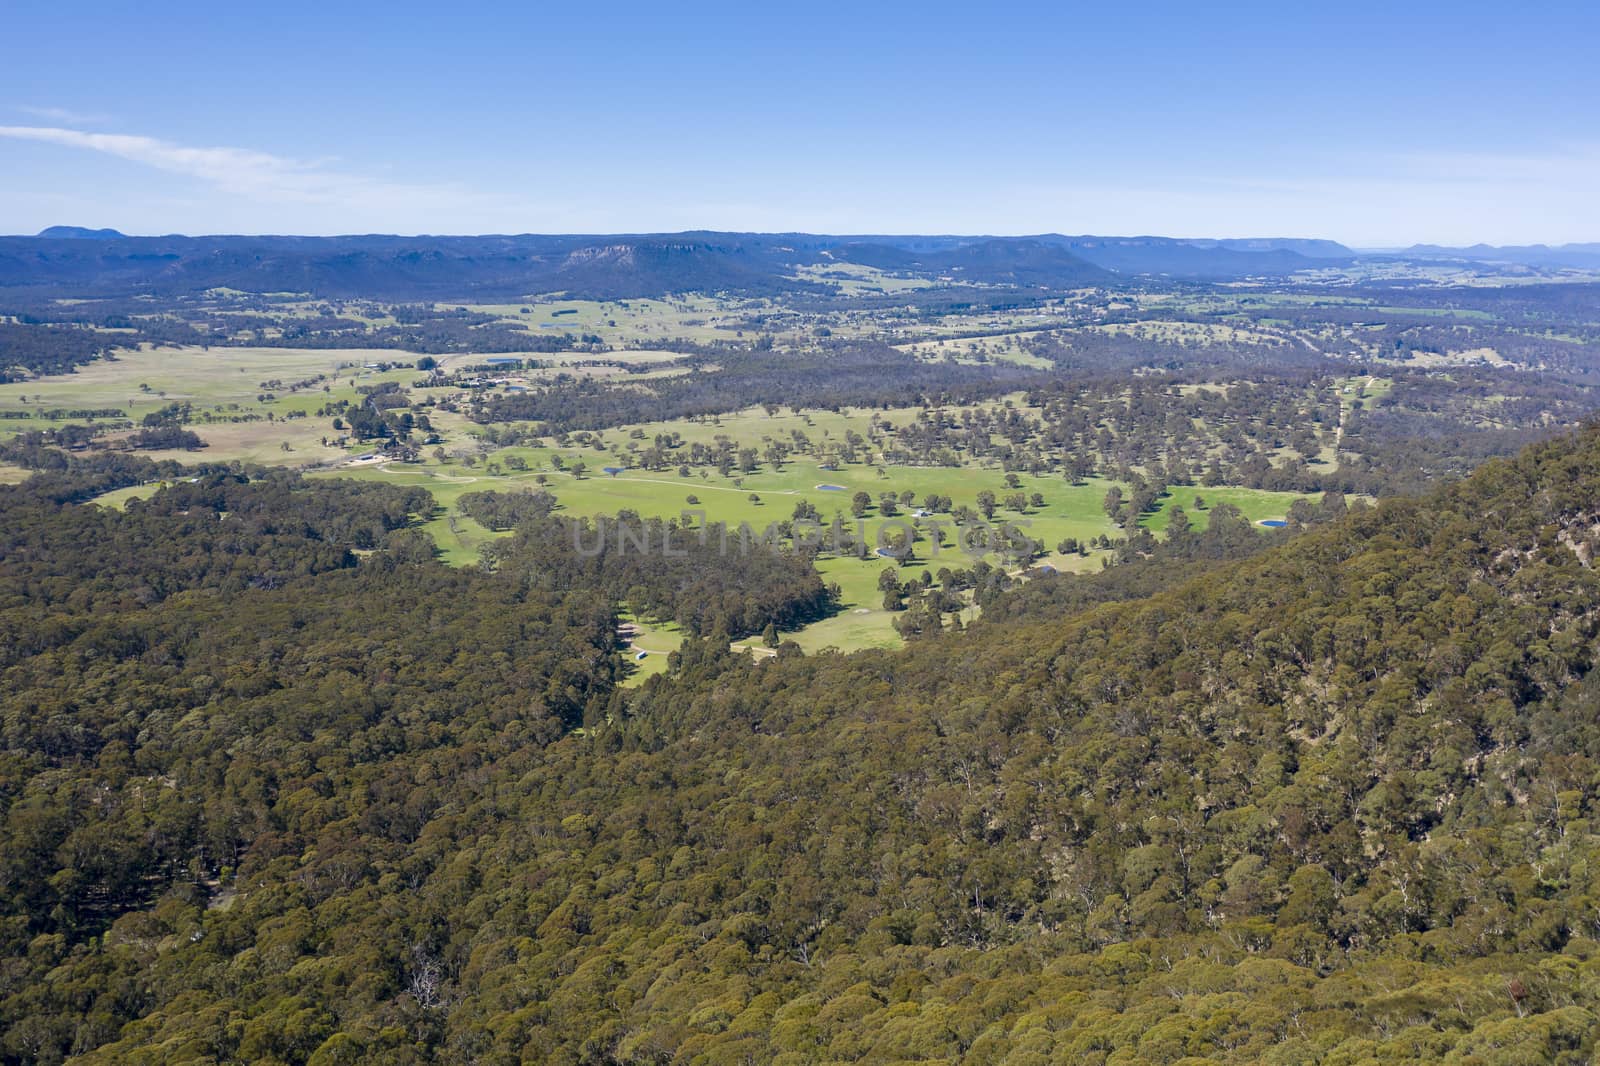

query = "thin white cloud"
[0,124,480,215]
[4,124,1596,244]
[14,105,110,125]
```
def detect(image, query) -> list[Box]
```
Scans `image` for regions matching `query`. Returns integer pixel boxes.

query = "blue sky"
[2,0,1597,244]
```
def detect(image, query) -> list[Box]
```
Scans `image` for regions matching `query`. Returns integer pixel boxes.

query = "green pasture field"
[1089,320,1293,347]
[319,445,1313,651]
[1370,305,1497,321]
[896,334,1056,368]
[459,295,750,348]
[788,262,938,295]
[0,344,428,463]
[507,397,1052,455]
[1143,486,1316,532]
[0,344,415,417]
[29,346,1317,652]
[79,443,1319,658]
[440,348,690,371]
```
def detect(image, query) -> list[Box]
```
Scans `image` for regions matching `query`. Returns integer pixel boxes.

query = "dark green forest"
[6,427,1600,1062]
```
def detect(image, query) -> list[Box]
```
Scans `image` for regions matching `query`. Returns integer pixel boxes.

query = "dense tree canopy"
[480,505,837,638]
[5,428,1600,1062]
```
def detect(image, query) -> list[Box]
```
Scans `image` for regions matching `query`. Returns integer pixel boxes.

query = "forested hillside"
[5,428,1600,1062]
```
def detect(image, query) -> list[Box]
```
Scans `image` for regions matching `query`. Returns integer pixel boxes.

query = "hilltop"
[33,226,127,240]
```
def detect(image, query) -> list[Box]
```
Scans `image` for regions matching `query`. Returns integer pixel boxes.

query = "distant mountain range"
[0,227,1591,299]
[1387,242,1600,270]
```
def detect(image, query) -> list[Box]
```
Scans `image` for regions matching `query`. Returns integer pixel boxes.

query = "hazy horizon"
[9,225,1597,253]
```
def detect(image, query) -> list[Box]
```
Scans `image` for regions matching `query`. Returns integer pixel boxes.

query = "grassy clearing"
[1089,320,1292,347]
[617,613,684,687]
[0,344,414,417]
[896,334,1055,368]
[1335,374,1393,414]
[87,483,164,510]
[1395,348,1511,369]
[783,606,905,655]
[511,397,1043,454]
[0,344,427,464]
[789,262,937,295]
[460,295,749,348]
[1371,305,1497,321]
[323,442,1311,653]
[132,420,354,466]
[433,349,690,376]
[1144,486,1314,532]
[338,452,1120,550]
[419,511,508,568]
